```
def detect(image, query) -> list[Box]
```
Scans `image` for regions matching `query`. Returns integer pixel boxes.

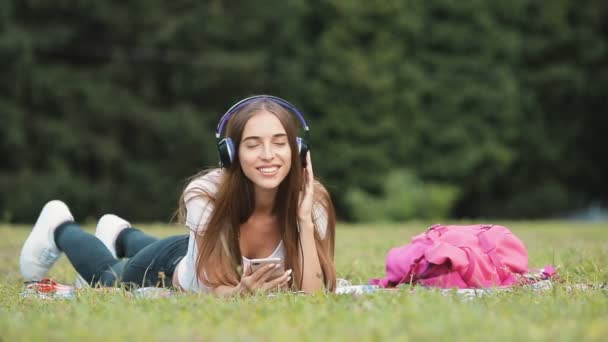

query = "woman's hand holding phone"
[239,259,292,294]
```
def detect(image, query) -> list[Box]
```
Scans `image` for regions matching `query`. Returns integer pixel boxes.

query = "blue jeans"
[120,235,188,288]
[54,222,188,288]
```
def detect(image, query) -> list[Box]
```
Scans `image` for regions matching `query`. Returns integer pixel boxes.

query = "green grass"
[1,222,608,341]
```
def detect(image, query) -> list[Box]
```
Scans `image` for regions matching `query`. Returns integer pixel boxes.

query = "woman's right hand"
[239,263,292,294]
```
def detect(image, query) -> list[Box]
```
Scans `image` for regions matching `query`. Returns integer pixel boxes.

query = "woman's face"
[239,110,292,191]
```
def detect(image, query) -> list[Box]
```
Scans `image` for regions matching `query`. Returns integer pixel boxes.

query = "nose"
[260,143,273,160]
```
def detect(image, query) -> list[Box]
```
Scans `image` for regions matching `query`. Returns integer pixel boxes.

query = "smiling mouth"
[257,166,279,175]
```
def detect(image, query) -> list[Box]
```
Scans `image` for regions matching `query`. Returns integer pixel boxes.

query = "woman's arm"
[297,152,326,293]
[298,219,325,293]
[175,173,219,293]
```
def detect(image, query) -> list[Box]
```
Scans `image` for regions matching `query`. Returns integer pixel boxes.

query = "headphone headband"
[215,95,310,140]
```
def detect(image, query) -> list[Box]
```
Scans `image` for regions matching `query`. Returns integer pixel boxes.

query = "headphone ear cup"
[217,138,235,168]
[296,137,309,168]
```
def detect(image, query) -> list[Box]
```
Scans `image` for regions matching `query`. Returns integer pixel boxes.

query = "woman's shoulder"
[182,169,223,230]
[312,180,332,206]
[312,180,335,239]
[184,168,223,196]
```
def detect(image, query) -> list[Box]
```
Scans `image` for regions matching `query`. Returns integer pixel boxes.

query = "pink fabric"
[541,265,556,278]
[370,224,528,289]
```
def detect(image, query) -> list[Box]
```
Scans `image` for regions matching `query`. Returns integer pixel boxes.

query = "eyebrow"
[242,133,287,142]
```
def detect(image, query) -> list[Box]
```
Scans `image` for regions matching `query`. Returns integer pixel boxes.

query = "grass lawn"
[1,221,607,341]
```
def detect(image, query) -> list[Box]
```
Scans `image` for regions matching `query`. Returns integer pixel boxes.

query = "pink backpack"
[370,224,528,288]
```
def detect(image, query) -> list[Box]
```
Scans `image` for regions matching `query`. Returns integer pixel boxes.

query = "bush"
[345,169,460,222]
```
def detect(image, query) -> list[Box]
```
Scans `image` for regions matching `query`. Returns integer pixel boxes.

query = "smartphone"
[249,257,284,279]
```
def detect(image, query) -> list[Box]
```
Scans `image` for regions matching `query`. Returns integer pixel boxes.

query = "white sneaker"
[94,214,131,259]
[20,200,74,282]
[74,214,131,288]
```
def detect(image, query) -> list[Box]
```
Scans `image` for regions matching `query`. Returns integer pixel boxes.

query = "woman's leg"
[121,235,188,288]
[93,214,158,259]
[115,228,159,258]
[54,222,122,286]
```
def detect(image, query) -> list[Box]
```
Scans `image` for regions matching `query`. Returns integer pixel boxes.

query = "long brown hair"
[177,98,336,291]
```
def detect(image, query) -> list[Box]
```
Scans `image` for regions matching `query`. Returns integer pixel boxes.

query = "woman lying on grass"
[19,95,337,296]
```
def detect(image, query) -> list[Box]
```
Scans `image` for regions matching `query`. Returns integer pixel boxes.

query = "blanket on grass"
[21,267,600,300]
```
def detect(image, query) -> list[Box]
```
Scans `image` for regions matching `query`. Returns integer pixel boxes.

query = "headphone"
[216,95,311,168]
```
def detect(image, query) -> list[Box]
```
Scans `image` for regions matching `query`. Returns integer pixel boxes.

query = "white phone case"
[249,257,284,278]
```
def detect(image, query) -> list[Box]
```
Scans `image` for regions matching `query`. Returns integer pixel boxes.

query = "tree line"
[1,0,607,222]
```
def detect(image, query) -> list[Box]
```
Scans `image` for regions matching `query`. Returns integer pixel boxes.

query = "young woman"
[19,95,337,295]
